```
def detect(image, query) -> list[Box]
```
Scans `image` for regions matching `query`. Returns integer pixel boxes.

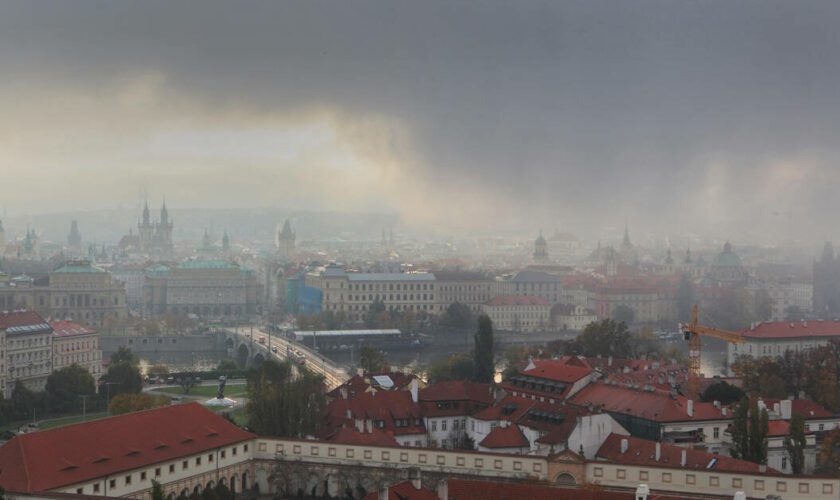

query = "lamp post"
[102,382,119,415]
[79,395,89,422]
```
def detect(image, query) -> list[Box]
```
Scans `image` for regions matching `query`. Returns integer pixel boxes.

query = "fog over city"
[3,1,840,242]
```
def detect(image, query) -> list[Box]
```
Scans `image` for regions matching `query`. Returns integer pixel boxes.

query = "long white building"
[728,319,840,368]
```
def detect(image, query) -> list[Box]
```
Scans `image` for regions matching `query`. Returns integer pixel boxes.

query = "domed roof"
[535,232,546,246]
[712,242,742,268]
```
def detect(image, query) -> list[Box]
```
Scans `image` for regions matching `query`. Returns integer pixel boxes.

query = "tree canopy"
[358,346,389,374]
[426,353,475,384]
[784,413,806,474]
[245,360,326,438]
[701,381,745,405]
[45,364,96,414]
[472,315,495,383]
[730,398,768,464]
[576,319,633,358]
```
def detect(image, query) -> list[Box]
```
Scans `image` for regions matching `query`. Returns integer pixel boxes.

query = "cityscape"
[3,2,840,500]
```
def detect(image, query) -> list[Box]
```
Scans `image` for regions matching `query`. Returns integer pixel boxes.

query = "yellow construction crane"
[679,304,745,400]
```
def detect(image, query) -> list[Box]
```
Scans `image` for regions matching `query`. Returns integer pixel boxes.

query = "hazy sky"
[2,1,840,240]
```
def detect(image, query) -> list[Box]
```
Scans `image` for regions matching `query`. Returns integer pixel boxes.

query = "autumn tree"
[245,360,326,438]
[576,319,633,358]
[730,398,768,464]
[359,346,389,373]
[426,354,475,384]
[109,393,169,415]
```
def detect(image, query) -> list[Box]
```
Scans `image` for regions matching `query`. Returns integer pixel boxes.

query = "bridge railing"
[252,437,548,481]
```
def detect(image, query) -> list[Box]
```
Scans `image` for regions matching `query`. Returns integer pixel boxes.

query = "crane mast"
[679,304,745,400]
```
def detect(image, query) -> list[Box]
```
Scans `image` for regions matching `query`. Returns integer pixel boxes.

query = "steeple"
[160,199,169,226]
[622,224,632,249]
[142,199,150,225]
[222,230,230,252]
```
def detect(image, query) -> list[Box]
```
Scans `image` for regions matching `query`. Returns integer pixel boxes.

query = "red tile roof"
[485,295,549,306]
[761,398,836,419]
[741,320,840,339]
[362,480,438,500]
[419,381,494,417]
[568,382,728,422]
[446,479,687,500]
[521,357,593,383]
[327,372,418,400]
[596,433,776,474]
[478,424,529,449]
[471,395,584,446]
[323,426,400,447]
[324,390,425,437]
[767,420,790,437]
[50,320,96,337]
[0,402,254,493]
[0,310,51,334]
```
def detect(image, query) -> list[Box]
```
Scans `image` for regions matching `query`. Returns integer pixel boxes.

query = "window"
[244,444,249,452]
[169,464,175,473]
[617,469,626,480]
[755,480,764,491]
[713,427,719,439]
[639,471,648,481]
[141,471,147,480]
[232,446,237,456]
[776,481,787,493]
[208,453,214,462]
[732,478,742,488]
[77,488,83,495]
[431,421,437,432]
[109,479,116,489]
[125,475,132,485]
[782,456,788,470]
[93,484,100,493]
[182,460,188,470]
[442,420,447,431]
[710,476,719,487]
[155,467,161,477]
[662,473,671,483]
[196,457,202,466]
[221,450,226,459]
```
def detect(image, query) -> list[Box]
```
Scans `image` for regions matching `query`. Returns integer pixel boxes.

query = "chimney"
[759,464,767,473]
[620,438,629,454]
[781,399,792,420]
[410,378,419,403]
[687,399,694,417]
[437,479,449,500]
[357,367,364,377]
[608,355,613,367]
[680,449,687,467]
[655,442,661,461]
[345,409,352,419]
[378,484,389,500]
[635,484,649,500]
[713,400,721,409]
[722,407,728,417]
[340,387,348,400]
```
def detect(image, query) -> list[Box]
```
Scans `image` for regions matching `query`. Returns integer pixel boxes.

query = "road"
[227,326,349,390]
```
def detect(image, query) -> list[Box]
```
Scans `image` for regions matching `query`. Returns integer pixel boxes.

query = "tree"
[426,354,475,384]
[11,381,42,421]
[441,302,474,329]
[151,480,166,500]
[611,305,635,325]
[365,300,387,328]
[245,360,326,438]
[576,319,633,358]
[473,315,495,383]
[359,346,389,374]
[752,289,773,322]
[784,413,807,474]
[45,364,96,413]
[176,372,200,394]
[701,381,745,405]
[147,364,169,378]
[109,393,169,415]
[110,346,139,367]
[730,398,768,464]
[102,361,143,396]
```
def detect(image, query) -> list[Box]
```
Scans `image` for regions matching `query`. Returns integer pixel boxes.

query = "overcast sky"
[2,1,839,241]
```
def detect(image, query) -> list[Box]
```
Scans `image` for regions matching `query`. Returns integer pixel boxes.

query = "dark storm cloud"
[2,0,840,239]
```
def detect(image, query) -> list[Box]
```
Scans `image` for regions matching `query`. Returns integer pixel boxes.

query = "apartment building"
[50,320,103,382]
[0,310,53,398]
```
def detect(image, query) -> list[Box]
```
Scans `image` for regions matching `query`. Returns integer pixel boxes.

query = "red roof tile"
[767,420,790,437]
[741,320,840,339]
[324,390,425,437]
[0,403,254,493]
[568,382,728,422]
[521,357,593,383]
[478,424,529,449]
[50,320,96,337]
[446,479,687,500]
[596,433,776,474]
[0,310,51,333]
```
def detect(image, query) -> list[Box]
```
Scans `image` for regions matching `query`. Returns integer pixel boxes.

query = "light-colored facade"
[482,296,551,332]
[766,280,813,320]
[50,320,102,382]
[143,260,261,319]
[0,261,127,329]
[727,319,840,369]
[433,271,494,314]
[316,267,438,322]
[552,304,598,331]
[1,311,53,398]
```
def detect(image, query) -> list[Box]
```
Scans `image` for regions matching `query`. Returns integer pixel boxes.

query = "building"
[707,242,746,286]
[482,295,551,332]
[277,218,295,261]
[50,320,102,382]
[500,356,596,402]
[137,200,174,256]
[433,270,495,314]
[143,259,261,319]
[493,270,564,304]
[533,232,549,263]
[419,381,495,449]
[67,220,82,254]
[0,403,254,497]
[764,279,813,320]
[552,303,598,331]
[316,266,438,322]
[814,241,840,318]
[0,260,127,329]
[728,319,840,368]
[110,263,147,312]
[0,310,53,398]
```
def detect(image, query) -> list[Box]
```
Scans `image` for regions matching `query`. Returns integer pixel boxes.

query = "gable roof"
[0,403,253,493]
[50,320,96,337]
[478,425,529,449]
[741,320,840,339]
[596,433,775,474]
[0,310,52,335]
[323,427,400,447]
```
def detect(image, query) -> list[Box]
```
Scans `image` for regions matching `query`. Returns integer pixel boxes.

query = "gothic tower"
[277,219,296,261]
[533,231,548,263]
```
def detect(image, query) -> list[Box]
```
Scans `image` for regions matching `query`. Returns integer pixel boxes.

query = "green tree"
[102,361,143,396]
[442,302,474,329]
[473,315,495,383]
[359,346,389,374]
[151,480,166,500]
[245,360,326,438]
[11,381,42,421]
[176,372,200,394]
[576,319,633,358]
[110,346,139,366]
[611,305,635,325]
[730,398,768,464]
[45,364,96,414]
[217,358,239,371]
[701,381,745,405]
[426,354,475,384]
[365,300,387,328]
[784,413,807,474]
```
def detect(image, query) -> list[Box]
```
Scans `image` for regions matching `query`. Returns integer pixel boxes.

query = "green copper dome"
[712,242,742,268]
